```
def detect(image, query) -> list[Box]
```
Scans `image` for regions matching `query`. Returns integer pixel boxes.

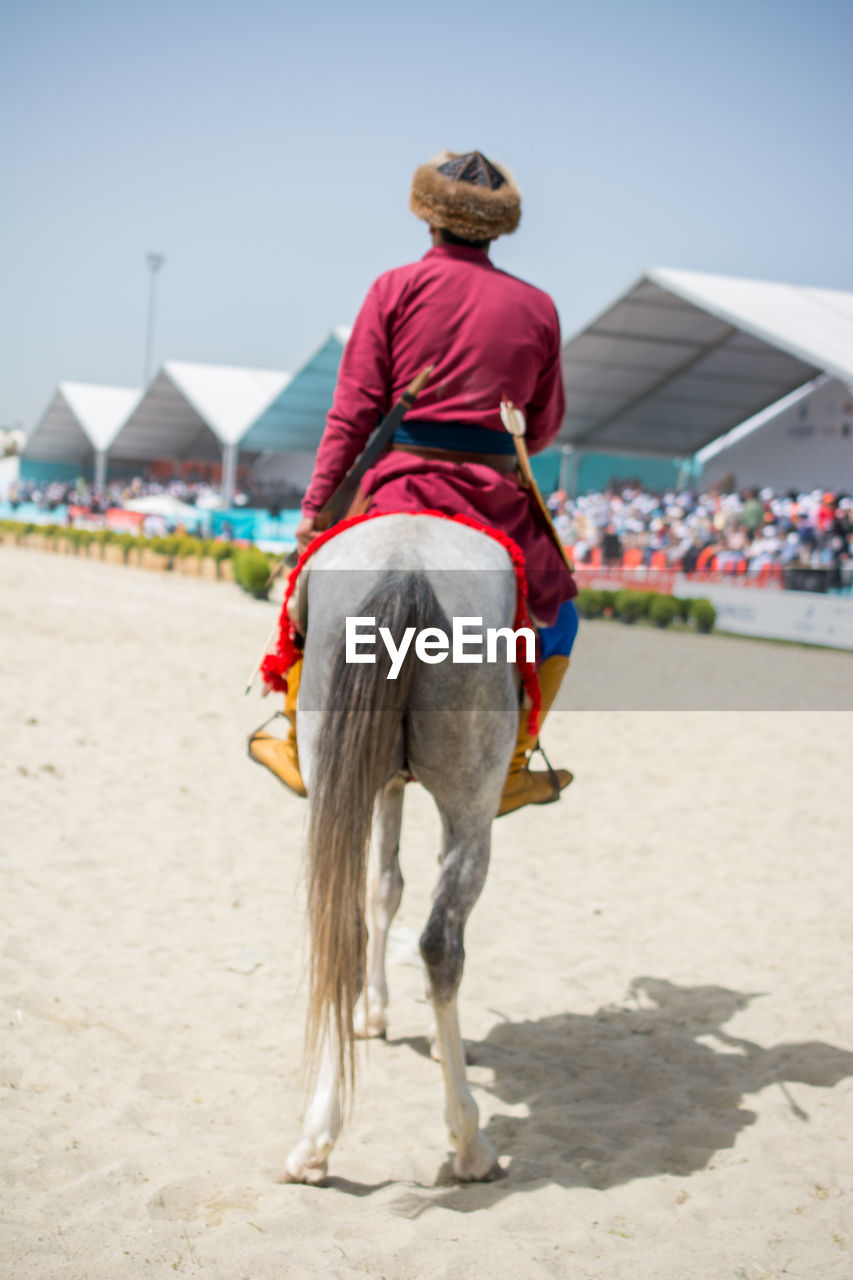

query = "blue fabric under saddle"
[539,599,579,659]
[392,420,517,455]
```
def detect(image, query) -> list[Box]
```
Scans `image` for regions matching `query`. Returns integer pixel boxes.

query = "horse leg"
[419,820,497,1182]
[283,1020,342,1184]
[284,781,404,1182]
[355,775,405,1040]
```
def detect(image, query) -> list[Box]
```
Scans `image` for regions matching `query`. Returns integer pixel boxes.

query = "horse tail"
[305,569,444,1109]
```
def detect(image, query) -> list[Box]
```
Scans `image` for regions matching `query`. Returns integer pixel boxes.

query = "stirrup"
[247,710,307,797]
[530,740,563,803]
[247,710,288,745]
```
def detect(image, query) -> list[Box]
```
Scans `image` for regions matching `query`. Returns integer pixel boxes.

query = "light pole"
[143,252,165,387]
[559,444,579,498]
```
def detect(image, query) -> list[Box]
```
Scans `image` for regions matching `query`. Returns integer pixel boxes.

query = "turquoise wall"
[19,459,82,484]
[531,448,681,495]
[19,458,152,486]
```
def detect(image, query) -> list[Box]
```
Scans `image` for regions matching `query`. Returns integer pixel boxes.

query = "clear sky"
[1,0,851,431]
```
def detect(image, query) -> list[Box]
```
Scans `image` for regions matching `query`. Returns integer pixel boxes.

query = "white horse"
[283,514,521,1184]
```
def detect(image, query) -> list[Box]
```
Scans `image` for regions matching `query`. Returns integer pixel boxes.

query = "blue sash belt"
[392,420,517,455]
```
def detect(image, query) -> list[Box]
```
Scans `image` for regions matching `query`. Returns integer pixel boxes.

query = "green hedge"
[614,588,656,623]
[205,539,233,562]
[691,598,717,632]
[0,519,719,629]
[176,535,205,558]
[649,595,679,628]
[1,518,242,575]
[575,588,605,619]
[575,586,716,635]
[233,547,273,599]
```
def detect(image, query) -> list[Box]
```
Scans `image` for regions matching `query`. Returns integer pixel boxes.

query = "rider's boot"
[497,655,573,817]
[247,657,307,797]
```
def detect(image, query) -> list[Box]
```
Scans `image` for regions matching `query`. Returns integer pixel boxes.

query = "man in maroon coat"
[250,149,578,815]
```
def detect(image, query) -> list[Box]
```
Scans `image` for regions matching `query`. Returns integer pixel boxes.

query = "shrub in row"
[232,547,274,599]
[0,519,236,571]
[575,586,716,633]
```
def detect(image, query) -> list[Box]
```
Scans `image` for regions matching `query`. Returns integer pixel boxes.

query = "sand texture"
[1,546,851,1279]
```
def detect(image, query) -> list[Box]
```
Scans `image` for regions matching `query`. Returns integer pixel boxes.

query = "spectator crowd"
[4,470,852,592]
[548,484,852,590]
[6,475,237,513]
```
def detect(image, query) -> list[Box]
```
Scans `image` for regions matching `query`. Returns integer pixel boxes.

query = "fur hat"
[410,150,521,241]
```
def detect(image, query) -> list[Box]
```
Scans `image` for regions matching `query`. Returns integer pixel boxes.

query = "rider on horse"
[250,148,579,816]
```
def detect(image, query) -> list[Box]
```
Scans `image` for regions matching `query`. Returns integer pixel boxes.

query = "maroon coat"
[302,244,576,624]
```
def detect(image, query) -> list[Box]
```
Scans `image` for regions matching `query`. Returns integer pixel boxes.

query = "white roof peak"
[645,268,853,385]
[560,267,853,459]
[56,382,141,450]
[160,361,292,444]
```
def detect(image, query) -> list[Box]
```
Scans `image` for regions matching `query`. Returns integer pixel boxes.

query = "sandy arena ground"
[1,545,851,1280]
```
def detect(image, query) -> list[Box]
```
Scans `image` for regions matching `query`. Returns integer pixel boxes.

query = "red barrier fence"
[569,551,785,593]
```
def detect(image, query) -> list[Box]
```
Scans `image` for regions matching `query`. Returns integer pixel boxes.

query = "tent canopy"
[110,362,290,462]
[25,382,141,463]
[559,268,853,458]
[697,374,853,492]
[240,328,351,453]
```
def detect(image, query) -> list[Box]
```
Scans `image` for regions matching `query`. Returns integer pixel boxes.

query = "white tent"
[697,375,853,492]
[559,269,853,461]
[240,328,351,502]
[241,328,351,453]
[109,361,291,502]
[24,383,141,486]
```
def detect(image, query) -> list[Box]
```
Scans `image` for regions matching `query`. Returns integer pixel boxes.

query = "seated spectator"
[601,525,623,565]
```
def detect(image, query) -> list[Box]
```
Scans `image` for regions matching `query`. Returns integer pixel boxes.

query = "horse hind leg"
[354,775,405,1040]
[283,1019,342,1185]
[286,778,404,1182]
[419,820,497,1182]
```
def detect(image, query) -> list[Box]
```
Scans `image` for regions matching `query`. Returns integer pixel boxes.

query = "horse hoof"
[354,1004,387,1039]
[282,1141,328,1186]
[430,1038,473,1065]
[453,1134,497,1183]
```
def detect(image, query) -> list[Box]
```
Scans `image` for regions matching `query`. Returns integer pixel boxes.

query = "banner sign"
[105,508,146,534]
[578,565,783,595]
[577,566,681,594]
[66,506,146,533]
[582,570,853,649]
[674,580,853,650]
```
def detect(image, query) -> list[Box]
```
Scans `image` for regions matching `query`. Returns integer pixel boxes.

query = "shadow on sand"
[389,977,853,1216]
